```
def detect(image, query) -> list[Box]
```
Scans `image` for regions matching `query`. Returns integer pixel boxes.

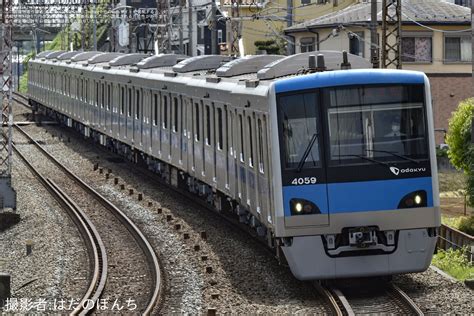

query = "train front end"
[270,69,440,280]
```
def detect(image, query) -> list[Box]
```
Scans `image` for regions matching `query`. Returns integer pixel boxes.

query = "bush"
[458,216,474,236]
[436,146,449,158]
[432,247,474,280]
[446,98,474,205]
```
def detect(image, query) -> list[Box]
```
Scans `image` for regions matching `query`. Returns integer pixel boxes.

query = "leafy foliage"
[443,216,474,236]
[254,39,284,55]
[446,98,474,205]
[458,216,474,236]
[19,0,112,93]
[432,247,474,281]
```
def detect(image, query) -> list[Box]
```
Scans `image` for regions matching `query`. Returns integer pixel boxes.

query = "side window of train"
[217,107,223,151]
[101,83,105,108]
[258,117,265,174]
[239,114,245,163]
[195,102,200,141]
[228,109,234,156]
[85,80,89,103]
[162,95,168,129]
[95,81,99,106]
[107,84,112,111]
[153,93,159,126]
[248,115,254,168]
[128,88,132,117]
[205,105,211,146]
[135,89,141,119]
[120,86,125,114]
[173,97,178,132]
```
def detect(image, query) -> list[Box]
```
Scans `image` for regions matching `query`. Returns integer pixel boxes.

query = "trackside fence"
[437,224,474,263]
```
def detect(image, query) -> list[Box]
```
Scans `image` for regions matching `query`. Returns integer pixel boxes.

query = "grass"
[438,171,466,193]
[432,247,474,281]
[442,215,469,230]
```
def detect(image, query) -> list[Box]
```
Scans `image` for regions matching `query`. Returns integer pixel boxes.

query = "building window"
[349,32,364,57]
[402,36,432,63]
[300,37,315,53]
[445,35,472,62]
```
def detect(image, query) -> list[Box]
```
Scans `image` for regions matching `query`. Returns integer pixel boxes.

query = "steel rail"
[313,282,345,316]
[324,281,424,316]
[387,283,424,316]
[12,121,162,315]
[11,141,107,316]
[46,179,108,316]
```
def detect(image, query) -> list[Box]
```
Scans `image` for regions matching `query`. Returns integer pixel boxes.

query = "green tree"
[254,35,287,55]
[446,98,474,205]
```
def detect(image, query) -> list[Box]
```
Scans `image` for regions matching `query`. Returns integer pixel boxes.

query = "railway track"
[316,279,424,316]
[13,93,423,315]
[10,111,162,315]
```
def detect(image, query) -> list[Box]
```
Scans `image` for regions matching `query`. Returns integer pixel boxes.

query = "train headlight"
[398,190,427,209]
[295,202,303,213]
[290,198,321,215]
[414,195,422,205]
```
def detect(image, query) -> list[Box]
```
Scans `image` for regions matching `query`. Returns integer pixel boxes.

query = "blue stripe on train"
[275,69,425,94]
[283,177,433,216]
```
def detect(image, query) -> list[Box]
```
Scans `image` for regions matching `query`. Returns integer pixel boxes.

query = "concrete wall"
[429,74,473,144]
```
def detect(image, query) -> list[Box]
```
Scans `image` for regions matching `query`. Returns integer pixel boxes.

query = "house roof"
[285,0,471,33]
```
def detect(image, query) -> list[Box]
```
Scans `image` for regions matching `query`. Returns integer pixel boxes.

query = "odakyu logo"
[390,166,426,176]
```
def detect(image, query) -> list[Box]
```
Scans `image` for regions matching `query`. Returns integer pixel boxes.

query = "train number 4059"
[291,177,317,185]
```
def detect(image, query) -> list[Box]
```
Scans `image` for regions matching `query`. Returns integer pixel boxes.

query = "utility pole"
[93,0,97,51]
[187,0,193,56]
[370,0,379,68]
[230,0,240,56]
[211,0,217,55]
[0,0,17,212]
[381,0,401,69]
[81,2,86,50]
[471,0,473,95]
[286,0,293,55]
[178,0,184,54]
[156,0,170,53]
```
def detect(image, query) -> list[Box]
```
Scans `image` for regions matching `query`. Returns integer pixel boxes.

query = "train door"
[181,96,189,171]
[214,104,227,191]
[105,84,111,134]
[126,87,133,142]
[133,88,142,148]
[245,113,258,212]
[111,84,117,135]
[161,93,171,162]
[142,90,150,152]
[193,100,205,181]
[118,86,126,139]
[186,98,195,177]
[226,108,237,199]
[236,110,247,206]
[203,102,215,184]
[255,114,271,225]
[151,92,161,158]
[84,79,90,126]
[170,95,181,166]
[100,82,105,131]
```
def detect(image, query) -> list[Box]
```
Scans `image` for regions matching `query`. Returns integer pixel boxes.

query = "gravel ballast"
[3,100,472,314]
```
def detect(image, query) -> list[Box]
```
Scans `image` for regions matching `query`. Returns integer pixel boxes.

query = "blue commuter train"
[28,50,440,280]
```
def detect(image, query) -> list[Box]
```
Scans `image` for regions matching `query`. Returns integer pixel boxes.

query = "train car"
[27,50,440,280]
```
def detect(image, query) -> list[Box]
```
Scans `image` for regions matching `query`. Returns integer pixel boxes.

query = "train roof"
[31,51,426,94]
[33,50,371,83]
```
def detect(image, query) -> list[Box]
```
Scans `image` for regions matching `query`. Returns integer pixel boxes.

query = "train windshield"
[279,92,321,169]
[326,85,428,166]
